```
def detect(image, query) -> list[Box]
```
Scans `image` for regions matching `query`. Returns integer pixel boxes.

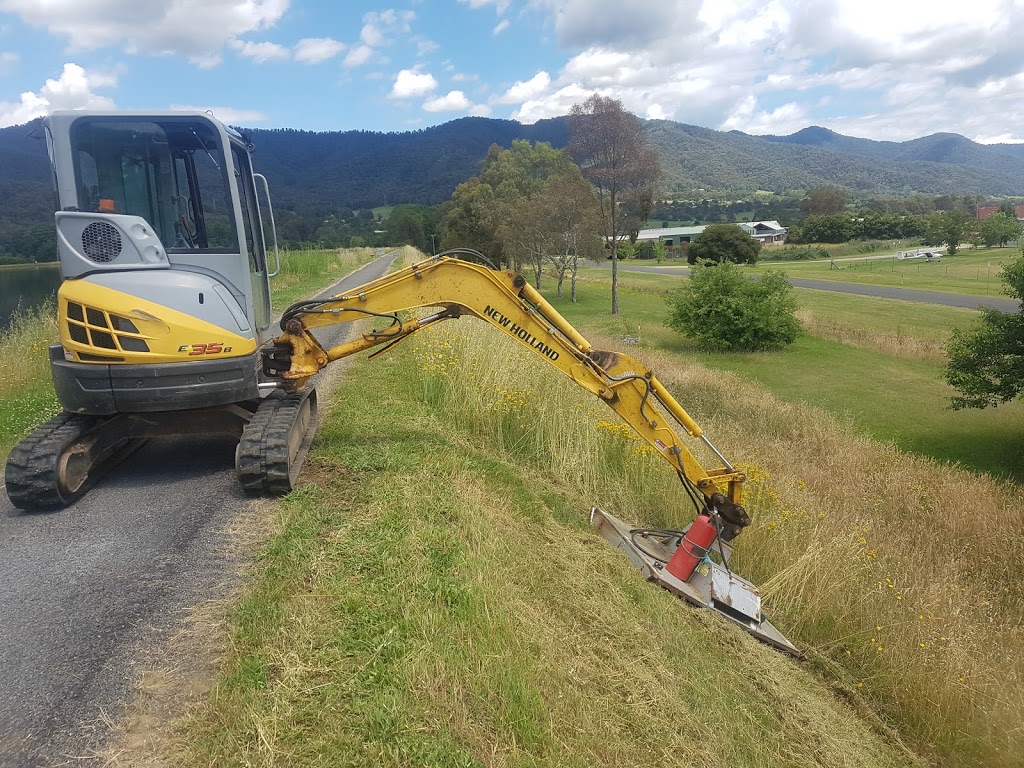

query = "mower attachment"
[591,508,800,656]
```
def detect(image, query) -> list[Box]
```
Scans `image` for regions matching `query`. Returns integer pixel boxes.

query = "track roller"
[5,412,145,512]
[236,388,319,496]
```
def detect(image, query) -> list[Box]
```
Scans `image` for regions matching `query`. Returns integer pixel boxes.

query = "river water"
[0,264,61,330]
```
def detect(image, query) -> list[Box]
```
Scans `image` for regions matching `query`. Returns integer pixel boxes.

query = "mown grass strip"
[270,247,382,311]
[181,338,924,768]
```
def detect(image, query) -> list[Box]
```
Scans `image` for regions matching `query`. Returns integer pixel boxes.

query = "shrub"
[609,241,633,259]
[668,262,800,351]
[635,241,657,259]
[686,224,761,265]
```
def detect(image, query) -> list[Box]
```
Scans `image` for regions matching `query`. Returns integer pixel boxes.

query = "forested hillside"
[242,117,568,213]
[651,122,1024,195]
[0,124,55,261]
[4,113,1024,260]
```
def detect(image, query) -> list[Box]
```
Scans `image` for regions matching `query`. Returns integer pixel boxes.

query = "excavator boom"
[265,253,749,537]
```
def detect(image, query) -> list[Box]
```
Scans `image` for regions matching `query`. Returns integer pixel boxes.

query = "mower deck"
[591,508,800,656]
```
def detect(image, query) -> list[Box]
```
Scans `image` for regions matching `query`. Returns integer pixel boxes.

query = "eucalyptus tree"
[533,173,603,300]
[441,139,578,273]
[568,95,661,314]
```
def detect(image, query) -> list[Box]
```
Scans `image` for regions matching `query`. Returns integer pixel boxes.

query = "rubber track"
[5,412,100,511]
[236,389,317,496]
[236,390,286,496]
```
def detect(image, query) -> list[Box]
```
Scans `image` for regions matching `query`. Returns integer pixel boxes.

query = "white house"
[635,221,787,246]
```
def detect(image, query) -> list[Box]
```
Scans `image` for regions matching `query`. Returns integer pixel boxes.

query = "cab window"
[69,118,238,253]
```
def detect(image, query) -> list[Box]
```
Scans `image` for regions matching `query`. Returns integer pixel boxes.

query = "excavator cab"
[41,111,279,415]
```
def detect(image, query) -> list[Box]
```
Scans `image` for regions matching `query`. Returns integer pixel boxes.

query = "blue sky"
[2,1,1023,143]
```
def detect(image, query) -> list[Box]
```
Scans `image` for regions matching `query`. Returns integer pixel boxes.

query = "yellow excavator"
[5,110,797,654]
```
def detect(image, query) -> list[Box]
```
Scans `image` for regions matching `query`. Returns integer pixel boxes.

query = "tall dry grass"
[411,320,1023,767]
[796,307,947,360]
[0,303,60,454]
[0,301,57,392]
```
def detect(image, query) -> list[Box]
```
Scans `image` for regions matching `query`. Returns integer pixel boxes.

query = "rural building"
[739,221,788,243]
[634,225,705,246]
[635,221,787,246]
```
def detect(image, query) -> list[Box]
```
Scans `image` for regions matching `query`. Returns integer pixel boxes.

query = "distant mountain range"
[647,122,1024,196]
[3,116,1024,231]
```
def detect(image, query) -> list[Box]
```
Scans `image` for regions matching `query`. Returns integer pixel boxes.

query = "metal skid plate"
[590,507,800,656]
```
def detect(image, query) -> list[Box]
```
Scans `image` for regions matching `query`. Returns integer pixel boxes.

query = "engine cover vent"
[81,221,122,263]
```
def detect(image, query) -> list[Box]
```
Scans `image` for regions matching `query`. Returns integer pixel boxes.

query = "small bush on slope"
[668,262,801,352]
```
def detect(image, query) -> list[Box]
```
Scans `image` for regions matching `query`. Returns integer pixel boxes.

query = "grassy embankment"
[0,247,379,459]
[176,260,1021,767]
[0,304,61,456]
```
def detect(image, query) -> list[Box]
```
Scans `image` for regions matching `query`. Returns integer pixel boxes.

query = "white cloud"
[506,0,1024,142]
[0,63,115,127]
[168,104,268,124]
[423,90,471,112]
[721,95,809,135]
[496,71,551,104]
[231,40,289,63]
[341,9,416,69]
[344,45,374,68]
[360,9,415,47]
[512,83,594,123]
[293,37,344,64]
[0,0,290,62]
[417,39,440,56]
[389,68,438,99]
[493,20,510,35]
[646,104,669,120]
[458,0,512,12]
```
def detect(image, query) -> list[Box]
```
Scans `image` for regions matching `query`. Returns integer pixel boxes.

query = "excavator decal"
[178,343,235,355]
[483,305,561,360]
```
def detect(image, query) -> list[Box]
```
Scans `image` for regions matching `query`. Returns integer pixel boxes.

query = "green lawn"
[748,247,1021,297]
[794,288,980,339]
[541,270,1024,480]
[591,246,1023,298]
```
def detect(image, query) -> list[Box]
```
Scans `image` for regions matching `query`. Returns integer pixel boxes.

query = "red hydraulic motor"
[665,513,719,582]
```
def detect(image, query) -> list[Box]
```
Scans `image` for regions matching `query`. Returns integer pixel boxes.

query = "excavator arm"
[263,254,750,537]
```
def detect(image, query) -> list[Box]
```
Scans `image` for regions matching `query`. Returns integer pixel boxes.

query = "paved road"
[606,263,1021,312]
[0,254,395,767]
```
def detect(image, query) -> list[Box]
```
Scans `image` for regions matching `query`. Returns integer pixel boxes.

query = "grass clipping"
[183,317,1024,767]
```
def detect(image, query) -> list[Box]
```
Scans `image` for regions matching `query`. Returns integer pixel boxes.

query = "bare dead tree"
[568,95,661,314]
